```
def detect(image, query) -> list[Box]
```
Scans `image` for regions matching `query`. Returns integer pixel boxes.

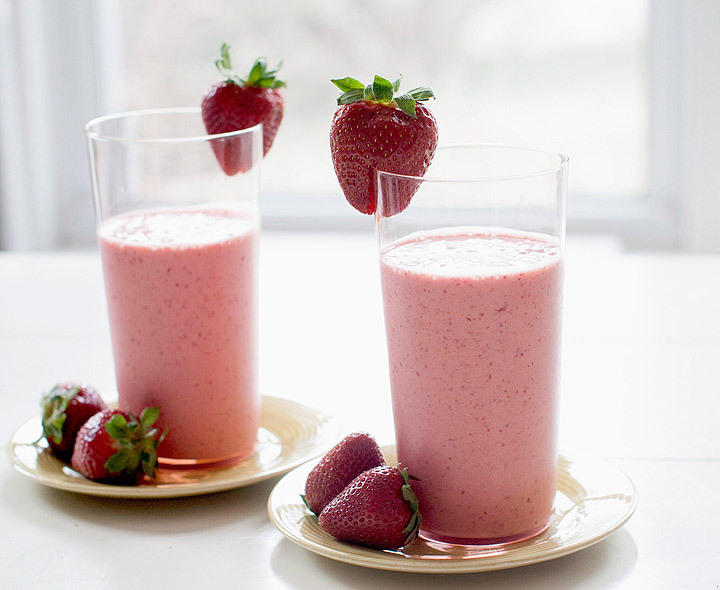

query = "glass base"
[158,446,255,470]
[419,521,550,548]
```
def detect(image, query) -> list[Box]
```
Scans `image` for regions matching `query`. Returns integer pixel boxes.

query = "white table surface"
[1,232,719,589]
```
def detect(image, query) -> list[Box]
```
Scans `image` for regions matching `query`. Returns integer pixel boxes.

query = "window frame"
[1,0,719,251]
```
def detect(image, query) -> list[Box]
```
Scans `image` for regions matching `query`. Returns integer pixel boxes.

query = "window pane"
[118,0,648,207]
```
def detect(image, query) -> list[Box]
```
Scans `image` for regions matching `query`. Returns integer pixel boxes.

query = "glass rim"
[84,107,262,144]
[375,143,569,183]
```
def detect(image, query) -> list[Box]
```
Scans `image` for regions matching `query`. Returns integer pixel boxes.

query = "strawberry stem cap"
[214,43,286,89]
[399,467,422,545]
[103,408,165,479]
[41,385,80,445]
[331,74,435,119]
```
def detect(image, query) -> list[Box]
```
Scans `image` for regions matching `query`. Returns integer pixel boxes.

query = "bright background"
[1,0,719,251]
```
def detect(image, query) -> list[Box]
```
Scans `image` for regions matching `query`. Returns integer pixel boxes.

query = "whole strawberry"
[329,75,438,216]
[303,432,385,515]
[319,466,421,550]
[201,43,285,175]
[41,383,108,461]
[71,408,166,483]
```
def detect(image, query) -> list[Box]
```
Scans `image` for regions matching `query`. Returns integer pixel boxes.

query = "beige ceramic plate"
[268,447,637,573]
[8,395,336,499]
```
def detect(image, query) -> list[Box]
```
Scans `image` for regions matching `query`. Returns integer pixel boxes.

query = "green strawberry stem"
[331,74,435,119]
[103,409,165,478]
[399,467,422,544]
[41,385,80,444]
[214,43,286,89]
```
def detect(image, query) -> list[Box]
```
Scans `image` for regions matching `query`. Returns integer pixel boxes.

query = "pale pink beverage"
[380,228,563,544]
[99,207,259,465]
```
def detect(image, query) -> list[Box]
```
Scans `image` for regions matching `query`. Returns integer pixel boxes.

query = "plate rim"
[267,447,637,574]
[7,394,337,499]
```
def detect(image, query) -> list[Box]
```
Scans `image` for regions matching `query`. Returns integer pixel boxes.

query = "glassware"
[85,108,262,467]
[376,144,568,545]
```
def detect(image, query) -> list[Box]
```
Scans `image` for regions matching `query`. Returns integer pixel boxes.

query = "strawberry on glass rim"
[329,75,438,216]
[201,43,285,175]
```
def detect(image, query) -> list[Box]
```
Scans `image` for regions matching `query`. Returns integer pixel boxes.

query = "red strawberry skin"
[71,409,131,481]
[41,383,108,461]
[201,81,283,174]
[329,101,438,216]
[319,466,418,550]
[304,432,385,515]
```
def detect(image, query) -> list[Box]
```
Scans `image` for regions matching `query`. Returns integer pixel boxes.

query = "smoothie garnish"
[201,43,285,174]
[71,407,167,483]
[302,432,385,515]
[302,432,421,550]
[40,383,108,462]
[329,74,438,216]
[319,465,421,550]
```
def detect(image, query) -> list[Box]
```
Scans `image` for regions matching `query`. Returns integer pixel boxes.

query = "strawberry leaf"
[392,76,403,92]
[214,42,233,75]
[394,94,416,118]
[363,84,374,101]
[402,512,419,535]
[331,77,364,92]
[372,75,394,102]
[139,449,158,477]
[105,414,129,439]
[246,58,267,86]
[105,450,131,473]
[140,407,160,430]
[408,87,436,101]
[337,88,365,105]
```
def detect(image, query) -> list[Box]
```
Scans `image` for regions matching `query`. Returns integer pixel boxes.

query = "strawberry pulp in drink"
[380,228,563,544]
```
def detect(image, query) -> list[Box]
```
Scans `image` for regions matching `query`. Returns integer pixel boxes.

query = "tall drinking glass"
[85,108,262,467]
[376,145,568,545]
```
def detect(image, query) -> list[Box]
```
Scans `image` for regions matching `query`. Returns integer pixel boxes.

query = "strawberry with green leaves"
[201,43,285,175]
[303,432,385,515]
[71,408,166,483]
[319,465,421,550]
[329,75,438,216]
[41,383,108,461]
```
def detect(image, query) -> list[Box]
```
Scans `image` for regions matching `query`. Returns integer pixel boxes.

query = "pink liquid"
[98,208,259,464]
[380,229,563,544]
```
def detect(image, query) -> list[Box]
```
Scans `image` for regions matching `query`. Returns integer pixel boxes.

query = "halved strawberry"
[71,408,166,483]
[329,75,438,216]
[319,465,421,550]
[302,432,385,515]
[201,43,285,175]
[41,383,108,461]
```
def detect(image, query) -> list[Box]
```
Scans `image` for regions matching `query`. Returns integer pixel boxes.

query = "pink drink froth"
[380,229,563,544]
[99,208,259,464]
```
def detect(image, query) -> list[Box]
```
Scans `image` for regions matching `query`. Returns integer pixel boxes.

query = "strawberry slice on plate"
[201,43,285,175]
[329,75,438,216]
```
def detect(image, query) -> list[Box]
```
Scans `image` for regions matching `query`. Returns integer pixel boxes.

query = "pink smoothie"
[98,208,259,464]
[380,229,563,543]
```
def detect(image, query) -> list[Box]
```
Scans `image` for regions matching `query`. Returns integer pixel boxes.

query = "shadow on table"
[3,471,279,535]
[269,529,638,589]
